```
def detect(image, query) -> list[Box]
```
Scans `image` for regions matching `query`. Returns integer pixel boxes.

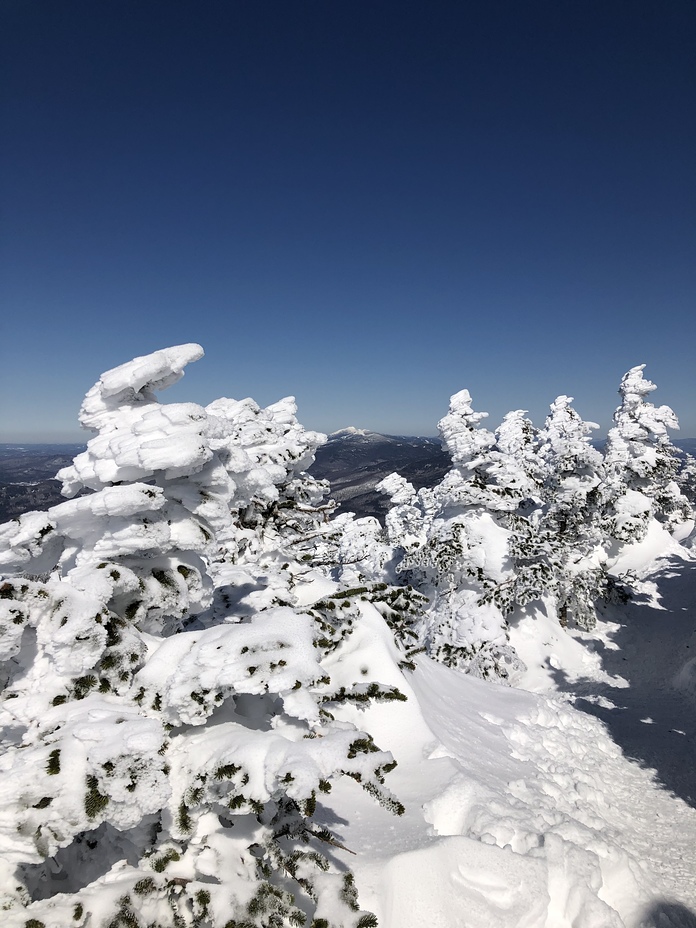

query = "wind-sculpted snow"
[309,600,696,927]
[60,401,213,491]
[79,344,205,426]
[61,344,208,494]
[135,609,322,725]
[0,344,399,928]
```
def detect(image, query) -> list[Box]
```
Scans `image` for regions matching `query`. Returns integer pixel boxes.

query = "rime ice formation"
[357,371,694,677]
[603,364,692,539]
[0,345,403,928]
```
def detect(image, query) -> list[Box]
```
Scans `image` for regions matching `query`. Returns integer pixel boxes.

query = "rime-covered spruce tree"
[469,395,609,633]
[602,364,692,543]
[368,390,528,680]
[678,454,696,508]
[0,345,405,928]
[511,395,607,631]
[344,367,694,679]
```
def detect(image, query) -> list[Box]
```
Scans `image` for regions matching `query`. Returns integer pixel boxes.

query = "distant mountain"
[326,427,383,440]
[309,429,451,521]
[0,444,85,522]
[0,437,693,525]
[676,438,696,457]
[311,433,696,522]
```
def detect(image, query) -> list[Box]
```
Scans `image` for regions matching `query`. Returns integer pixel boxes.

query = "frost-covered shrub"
[0,345,403,928]
[506,395,608,631]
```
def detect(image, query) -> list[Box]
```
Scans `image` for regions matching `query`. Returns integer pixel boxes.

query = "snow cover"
[317,579,696,928]
[0,345,694,928]
[329,428,376,439]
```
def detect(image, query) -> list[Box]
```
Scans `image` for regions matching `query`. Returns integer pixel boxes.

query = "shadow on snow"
[550,555,696,808]
[640,899,696,928]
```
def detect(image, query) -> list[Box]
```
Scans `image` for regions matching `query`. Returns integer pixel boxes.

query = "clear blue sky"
[1,0,694,441]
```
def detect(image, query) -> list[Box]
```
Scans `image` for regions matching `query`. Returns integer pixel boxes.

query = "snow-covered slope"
[322,587,696,928]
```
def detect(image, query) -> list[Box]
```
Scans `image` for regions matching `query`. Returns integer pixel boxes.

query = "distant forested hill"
[0,444,85,521]
[1,436,694,524]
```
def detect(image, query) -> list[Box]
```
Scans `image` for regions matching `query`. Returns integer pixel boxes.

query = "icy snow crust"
[0,345,694,927]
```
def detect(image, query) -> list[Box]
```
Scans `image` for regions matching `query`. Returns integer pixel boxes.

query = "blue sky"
[1,0,694,441]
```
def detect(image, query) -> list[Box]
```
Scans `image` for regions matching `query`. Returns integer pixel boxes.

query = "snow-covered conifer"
[0,346,403,928]
[677,454,696,507]
[602,365,693,541]
[367,391,526,680]
[527,395,607,629]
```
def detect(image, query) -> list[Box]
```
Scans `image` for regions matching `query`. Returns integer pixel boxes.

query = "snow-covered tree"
[0,345,404,928]
[677,454,696,507]
[602,365,693,542]
[368,390,527,680]
[356,370,694,673]
[525,395,607,629]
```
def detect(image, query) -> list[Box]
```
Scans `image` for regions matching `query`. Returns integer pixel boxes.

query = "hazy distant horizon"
[3,423,696,446]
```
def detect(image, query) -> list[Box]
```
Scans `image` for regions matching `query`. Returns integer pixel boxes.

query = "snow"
[1,346,695,928]
[323,597,696,928]
[608,517,686,575]
[330,427,375,438]
[136,609,323,725]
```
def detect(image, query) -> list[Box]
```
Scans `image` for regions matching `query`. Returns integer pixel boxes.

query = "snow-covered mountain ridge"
[310,432,450,522]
